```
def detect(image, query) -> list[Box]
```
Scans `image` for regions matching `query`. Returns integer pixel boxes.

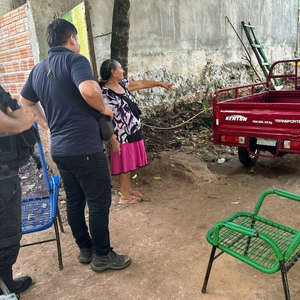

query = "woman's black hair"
[99,59,118,87]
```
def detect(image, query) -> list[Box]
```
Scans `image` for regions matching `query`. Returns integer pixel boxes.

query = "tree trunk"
[111,0,130,77]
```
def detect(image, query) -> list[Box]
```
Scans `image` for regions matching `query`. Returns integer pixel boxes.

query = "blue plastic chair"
[19,124,64,270]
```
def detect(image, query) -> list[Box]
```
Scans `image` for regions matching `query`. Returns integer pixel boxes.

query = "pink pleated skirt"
[110,139,148,175]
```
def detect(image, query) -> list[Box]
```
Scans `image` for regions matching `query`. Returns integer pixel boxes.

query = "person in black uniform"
[0,92,38,295]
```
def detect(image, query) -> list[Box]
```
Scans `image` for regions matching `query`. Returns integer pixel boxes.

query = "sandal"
[130,191,143,198]
[118,196,141,205]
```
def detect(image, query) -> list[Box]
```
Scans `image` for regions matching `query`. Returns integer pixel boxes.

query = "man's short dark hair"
[46,18,78,47]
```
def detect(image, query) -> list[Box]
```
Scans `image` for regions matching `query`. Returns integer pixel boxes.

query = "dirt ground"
[15,151,300,300]
[13,105,300,300]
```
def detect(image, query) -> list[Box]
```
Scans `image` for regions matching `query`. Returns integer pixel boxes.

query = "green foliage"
[201,59,215,114]
[245,66,256,82]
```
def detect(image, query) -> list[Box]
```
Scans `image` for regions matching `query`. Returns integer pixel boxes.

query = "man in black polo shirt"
[20,19,131,272]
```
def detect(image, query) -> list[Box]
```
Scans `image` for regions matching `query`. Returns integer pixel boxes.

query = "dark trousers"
[52,152,112,256]
[0,243,20,290]
[0,176,22,289]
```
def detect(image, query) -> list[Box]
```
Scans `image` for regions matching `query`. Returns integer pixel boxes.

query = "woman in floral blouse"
[99,59,172,204]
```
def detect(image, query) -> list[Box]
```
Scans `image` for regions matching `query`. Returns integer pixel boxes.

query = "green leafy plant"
[246,66,256,82]
[201,59,214,114]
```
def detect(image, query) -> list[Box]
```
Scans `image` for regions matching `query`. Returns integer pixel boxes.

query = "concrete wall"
[1,0,299,112]
[0,2,11,16]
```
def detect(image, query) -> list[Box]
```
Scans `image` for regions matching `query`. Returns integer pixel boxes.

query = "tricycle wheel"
[238,147,259,167]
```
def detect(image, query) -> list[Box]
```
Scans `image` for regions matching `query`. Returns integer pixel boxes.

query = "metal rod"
[201,246,217,293]
[280,260,291,300]
[54,218,64,270]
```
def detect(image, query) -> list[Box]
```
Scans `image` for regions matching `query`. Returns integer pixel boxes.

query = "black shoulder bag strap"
[108,85,141,119]
[43,57,100,120]
[43,58,114,141]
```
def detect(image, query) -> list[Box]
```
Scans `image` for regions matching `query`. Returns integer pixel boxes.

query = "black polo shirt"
[21,47,103,156]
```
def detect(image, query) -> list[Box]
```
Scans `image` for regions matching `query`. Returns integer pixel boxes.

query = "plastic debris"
[217,158,225,164]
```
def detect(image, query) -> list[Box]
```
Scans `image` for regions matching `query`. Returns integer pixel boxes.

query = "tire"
[238,147,259,167]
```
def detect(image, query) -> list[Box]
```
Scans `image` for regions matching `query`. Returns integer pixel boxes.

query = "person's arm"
[0,107,38,137]
[19,97,49,130]
[128,80,173,92]
[78,80,113,120]
[110,135,121,155]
